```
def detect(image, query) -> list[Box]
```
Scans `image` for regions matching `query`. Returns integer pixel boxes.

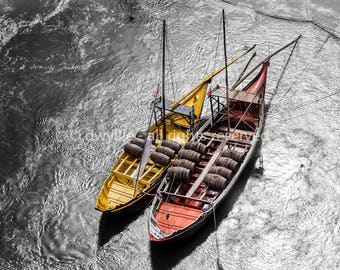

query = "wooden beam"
[185,140,227,198]
[160,191,212,205]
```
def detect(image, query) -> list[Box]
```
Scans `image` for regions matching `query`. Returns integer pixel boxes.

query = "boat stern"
[149,201,203,242]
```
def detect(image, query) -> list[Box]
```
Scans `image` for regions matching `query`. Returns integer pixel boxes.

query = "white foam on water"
[0,0,72,48]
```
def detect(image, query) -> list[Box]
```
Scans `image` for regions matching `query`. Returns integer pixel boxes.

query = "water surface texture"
[0,0,339,269]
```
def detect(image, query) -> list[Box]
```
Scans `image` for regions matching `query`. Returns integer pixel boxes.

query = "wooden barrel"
[221,148,244,162]
[178,149,201,163]
[172,159,196,172]
[215,157,239,173]
[136,130,147,139]
[184,141,208,154]
[209,166,233,180]
[124,143,143,158]
[150,152,171,166]
[167,167,190,181]
[130,137,145,147]
[162,140,181,153]
[156,146,175,159]
[204,173,228,190]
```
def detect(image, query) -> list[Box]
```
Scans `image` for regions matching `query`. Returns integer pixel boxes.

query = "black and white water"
[0,0,339,269]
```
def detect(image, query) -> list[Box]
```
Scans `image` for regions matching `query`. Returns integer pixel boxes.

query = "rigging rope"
[165,30,177,100]
[212,14,223,75]
[200,21,222,88]
[266,35,301,107]
[269,35,330,112]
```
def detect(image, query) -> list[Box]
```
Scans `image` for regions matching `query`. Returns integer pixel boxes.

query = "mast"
[161,20,167,140]
[222,9,230,133]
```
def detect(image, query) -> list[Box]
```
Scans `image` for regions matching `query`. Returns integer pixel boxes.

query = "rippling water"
[0,0,339,269]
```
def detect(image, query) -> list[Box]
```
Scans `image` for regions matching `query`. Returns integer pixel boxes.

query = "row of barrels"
[167,142,245,191]
[167,141,208,181]
[204,148,244,190]
[123,131,182,166]
[123,131,148,158]
[150,140,181,166]
[125,132,244,191]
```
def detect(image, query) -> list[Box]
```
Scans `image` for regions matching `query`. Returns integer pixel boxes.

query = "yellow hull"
[95,49,253,213]
[95,96,205,213]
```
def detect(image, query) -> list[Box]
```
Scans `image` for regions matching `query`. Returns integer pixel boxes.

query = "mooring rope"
[274,89,340,123]
[221,0,340,41]
[290,90,340,111]
[211,14,224,75]
[212,204,224,270]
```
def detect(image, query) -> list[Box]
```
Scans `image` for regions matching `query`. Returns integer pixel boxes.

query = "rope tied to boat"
[270,89,340,122]
[267,35,301,107]
[221,0,340,41]
[212,203,224,270]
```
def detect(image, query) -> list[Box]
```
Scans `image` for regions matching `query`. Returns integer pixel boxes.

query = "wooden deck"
[155,202,202,234]
[212,87,262,104]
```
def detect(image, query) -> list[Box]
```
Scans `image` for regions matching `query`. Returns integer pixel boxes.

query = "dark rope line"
[311,21,340,41]
[165,32,177,100]
[289,90,340,111]
[267,35,300,107]
[156,24,163,96]
[212,14,223,73]
[269,35,330,112]
[270,89,340,122]
[212,204,223,270]
[221,0,340,41]
[167,28,182,96]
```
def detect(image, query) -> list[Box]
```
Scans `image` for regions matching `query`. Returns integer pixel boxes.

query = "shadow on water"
[98,211,142,247]
[150,151,262,270]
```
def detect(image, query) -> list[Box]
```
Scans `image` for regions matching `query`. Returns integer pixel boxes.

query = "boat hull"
[149,128,263,242]
[149,62,268,242]
[97,172,165,215]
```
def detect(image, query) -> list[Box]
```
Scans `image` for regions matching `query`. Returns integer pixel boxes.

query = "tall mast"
[162,20,167,140]
[222,9,230,133]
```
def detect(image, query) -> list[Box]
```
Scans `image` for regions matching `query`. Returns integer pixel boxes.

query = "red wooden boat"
[148,61,268,242]
[148,26,301,241]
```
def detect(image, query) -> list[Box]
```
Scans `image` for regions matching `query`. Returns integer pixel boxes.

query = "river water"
[0,0,339,269]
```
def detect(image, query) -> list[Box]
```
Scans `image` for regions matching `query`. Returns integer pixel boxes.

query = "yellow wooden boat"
[95,23,255,214]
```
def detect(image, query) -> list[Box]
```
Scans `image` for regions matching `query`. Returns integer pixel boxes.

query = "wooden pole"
[222,9,230,133]
[232,52,256,89]
[162,20,167,140]
[209,90,215,125]
[233,35,301,89]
